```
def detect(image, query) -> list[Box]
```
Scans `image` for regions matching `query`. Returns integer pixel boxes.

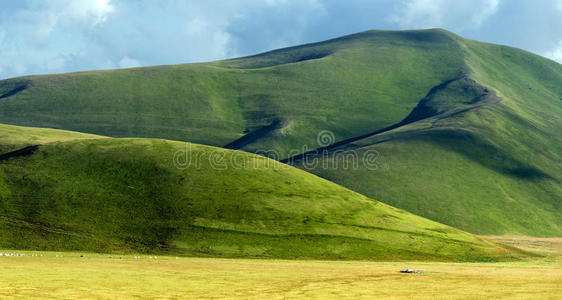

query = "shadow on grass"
[0,80,30,99]
[403,129,552,181]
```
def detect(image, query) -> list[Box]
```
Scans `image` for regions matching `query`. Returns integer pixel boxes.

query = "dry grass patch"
[0,251,561,299]
[484,236,562,258]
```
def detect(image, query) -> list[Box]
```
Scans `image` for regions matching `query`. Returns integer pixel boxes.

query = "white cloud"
[264,0,290,6]
[0,0,117,79]
[118,56,141,68]
[472,0,500,27]
[18,0,116,39]
[389,0,500,30]
[0,0,320,79]
[264,0,322,8]
[544,41,562,63]
[61,0,115,26]
[388,0,444,29]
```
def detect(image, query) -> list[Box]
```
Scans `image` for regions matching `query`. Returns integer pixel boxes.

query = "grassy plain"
[0,247,560,299]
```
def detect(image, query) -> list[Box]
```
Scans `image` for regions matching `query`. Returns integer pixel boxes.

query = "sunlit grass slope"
[0,123,104,155]
[0,28,560,236]
[0,135,520,261]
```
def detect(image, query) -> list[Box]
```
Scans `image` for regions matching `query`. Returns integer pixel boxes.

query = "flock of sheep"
[0,253,42,257]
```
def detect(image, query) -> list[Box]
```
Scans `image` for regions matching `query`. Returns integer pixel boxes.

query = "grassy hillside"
[0,29,467,157]
[0,123,104,155]
[291,37,562,236]
[0,28,560,236]
[0,132,520,261]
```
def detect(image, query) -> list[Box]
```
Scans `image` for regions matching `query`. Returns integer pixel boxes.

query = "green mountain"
[289,35,562,236]
[0,29,469,156]
[0,29,560,236]
[0,126,521,261]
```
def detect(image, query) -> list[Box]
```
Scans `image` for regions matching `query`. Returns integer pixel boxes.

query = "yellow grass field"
[483,236,562,256]
[1,237,560,299]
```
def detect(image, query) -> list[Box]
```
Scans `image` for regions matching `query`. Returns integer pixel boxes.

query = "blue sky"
[0,0,561,79]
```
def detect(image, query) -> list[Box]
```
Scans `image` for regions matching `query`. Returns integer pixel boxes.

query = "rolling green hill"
[0,127,521,261]
[0,29,560,236]
[0,123,104,155]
